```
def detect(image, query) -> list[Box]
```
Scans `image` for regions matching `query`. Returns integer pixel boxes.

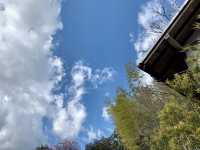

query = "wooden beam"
[164,34,183,50]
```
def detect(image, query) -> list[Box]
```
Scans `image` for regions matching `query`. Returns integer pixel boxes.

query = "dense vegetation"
[109,42,200,150]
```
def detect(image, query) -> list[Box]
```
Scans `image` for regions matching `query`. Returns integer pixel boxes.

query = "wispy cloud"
[86,127,104,142]
[102,106,111,121]
[91,68,116,88]
[53,61,115,140]
[53,62,89,139]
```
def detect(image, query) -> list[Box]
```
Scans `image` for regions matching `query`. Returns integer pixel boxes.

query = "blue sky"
[53,0,147,147]
[53,0,185,148]
[0,0,185,150]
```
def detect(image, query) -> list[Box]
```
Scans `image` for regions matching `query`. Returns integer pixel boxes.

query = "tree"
[35,140,80,150]
[151,28,200,150]
[110,91,141,150]
[151,98,200,150]
[110,26,200,149]
[54,140,80,150]
[85,130,127,150]
[167,42,200,100]
[110,60,200,149]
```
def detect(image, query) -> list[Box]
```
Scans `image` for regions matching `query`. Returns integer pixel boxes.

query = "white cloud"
[0,1,115,149]
[53,61,115,140]
[102,106,111,121]
[0,0,64,150]
[86,127,104,142]
[91,67,116,88]
[53,62,89,139]
[134,0,184,63]
[134,0,166,63]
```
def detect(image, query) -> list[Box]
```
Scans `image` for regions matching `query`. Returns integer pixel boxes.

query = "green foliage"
[110,91,140,150]
[110,38,200,150]
[151,98,200,150]
[110,82,172,150]
[167,40,200,99]
[150,25,200,150]
[166,73,194,97]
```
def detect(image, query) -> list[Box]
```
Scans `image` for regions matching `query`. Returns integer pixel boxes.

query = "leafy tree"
[151,98,200,150]
[110,91,141,150]
[149,24,200,150]
[111,60,200,150]
[110,62,186,150]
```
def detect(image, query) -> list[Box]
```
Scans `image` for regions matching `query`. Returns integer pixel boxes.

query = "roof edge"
[138,0,199,70]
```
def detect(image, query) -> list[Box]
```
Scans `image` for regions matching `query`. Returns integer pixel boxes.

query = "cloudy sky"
[0,0,185,150]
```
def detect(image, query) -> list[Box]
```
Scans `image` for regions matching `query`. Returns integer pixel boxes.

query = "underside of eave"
[138,0,200,80]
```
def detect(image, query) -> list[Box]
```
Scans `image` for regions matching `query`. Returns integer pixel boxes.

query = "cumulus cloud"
[0,1,115,149]
[0,0,64,150]
[53,61,115,140]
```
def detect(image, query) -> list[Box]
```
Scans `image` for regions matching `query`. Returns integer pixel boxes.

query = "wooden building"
[138,0,200,81]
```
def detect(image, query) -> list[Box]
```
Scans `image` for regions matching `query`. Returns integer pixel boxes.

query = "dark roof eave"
[138,0,200,71]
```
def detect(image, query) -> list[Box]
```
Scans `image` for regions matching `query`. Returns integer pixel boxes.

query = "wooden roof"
[138,0,200,81]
